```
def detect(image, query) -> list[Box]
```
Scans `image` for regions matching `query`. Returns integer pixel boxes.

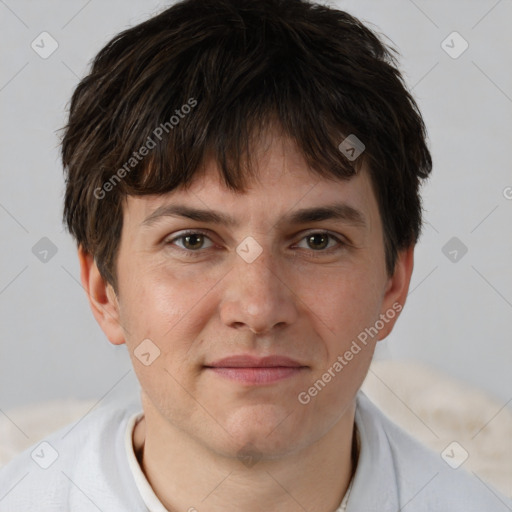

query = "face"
[84,133,412,460]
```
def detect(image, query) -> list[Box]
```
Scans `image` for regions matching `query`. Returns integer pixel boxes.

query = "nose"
[219,245,299,335]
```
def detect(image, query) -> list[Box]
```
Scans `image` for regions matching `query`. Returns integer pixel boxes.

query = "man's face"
[99,134,409,458]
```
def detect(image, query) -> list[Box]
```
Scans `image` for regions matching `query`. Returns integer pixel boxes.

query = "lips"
[204,355,308,385]
[205,355,305,368]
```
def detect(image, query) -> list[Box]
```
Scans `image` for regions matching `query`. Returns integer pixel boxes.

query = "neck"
[133,399,357,512]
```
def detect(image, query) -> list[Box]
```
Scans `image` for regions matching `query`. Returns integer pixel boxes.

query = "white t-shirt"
[0,392,509,511]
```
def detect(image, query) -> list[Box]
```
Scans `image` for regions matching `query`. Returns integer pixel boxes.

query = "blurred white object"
[361,360,512,498]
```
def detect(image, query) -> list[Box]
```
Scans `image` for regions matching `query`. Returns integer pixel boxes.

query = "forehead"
[123,133,380,231]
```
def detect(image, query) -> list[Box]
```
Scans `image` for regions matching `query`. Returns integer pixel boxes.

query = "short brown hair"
[62,0,432,290]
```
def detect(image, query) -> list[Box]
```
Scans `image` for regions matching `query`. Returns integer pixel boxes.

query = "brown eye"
[295,232,344,253]
[306,233,329,250]
[183,233,205,250]
[168,231,214,251]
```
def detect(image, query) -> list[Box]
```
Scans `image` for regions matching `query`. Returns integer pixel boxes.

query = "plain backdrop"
[1,0,511,412]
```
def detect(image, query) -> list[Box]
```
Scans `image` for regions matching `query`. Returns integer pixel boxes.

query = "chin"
[218,405,309,458]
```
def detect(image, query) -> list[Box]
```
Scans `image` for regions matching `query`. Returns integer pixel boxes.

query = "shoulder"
[0,399,143,511]
[353,392,512,511]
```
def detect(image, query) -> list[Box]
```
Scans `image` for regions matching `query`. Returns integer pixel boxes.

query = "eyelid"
[293,230,348,250]
[165,229,215,249]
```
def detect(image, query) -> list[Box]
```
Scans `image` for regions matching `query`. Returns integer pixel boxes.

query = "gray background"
[1,0,511,411]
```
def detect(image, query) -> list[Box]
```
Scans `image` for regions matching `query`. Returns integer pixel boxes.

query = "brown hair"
[62,0,432,290]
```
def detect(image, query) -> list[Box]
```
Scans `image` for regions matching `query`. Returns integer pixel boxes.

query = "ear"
[377,246,414,341]
[78,246,126,346]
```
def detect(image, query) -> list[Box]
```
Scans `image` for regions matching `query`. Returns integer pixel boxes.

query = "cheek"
[118,265,221,418]
[303,264,384,344]
[295,269,382,419]
[118,261,222,360]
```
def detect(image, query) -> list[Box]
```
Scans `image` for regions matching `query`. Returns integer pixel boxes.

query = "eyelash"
[165,229,347,257]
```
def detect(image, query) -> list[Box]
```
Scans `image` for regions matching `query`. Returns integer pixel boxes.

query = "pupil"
[185,234,203,249]
[308,234,328,250]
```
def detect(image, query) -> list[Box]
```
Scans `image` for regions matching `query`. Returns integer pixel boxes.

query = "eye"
[166,230,214,251]
[295,232,344,251]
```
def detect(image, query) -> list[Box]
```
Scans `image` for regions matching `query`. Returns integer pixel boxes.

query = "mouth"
[203,355,309,385]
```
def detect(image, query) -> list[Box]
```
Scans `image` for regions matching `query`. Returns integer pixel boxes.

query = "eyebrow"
[141,202,367,229]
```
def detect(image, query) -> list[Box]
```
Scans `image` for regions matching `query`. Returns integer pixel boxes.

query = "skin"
[79,132,414,512]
